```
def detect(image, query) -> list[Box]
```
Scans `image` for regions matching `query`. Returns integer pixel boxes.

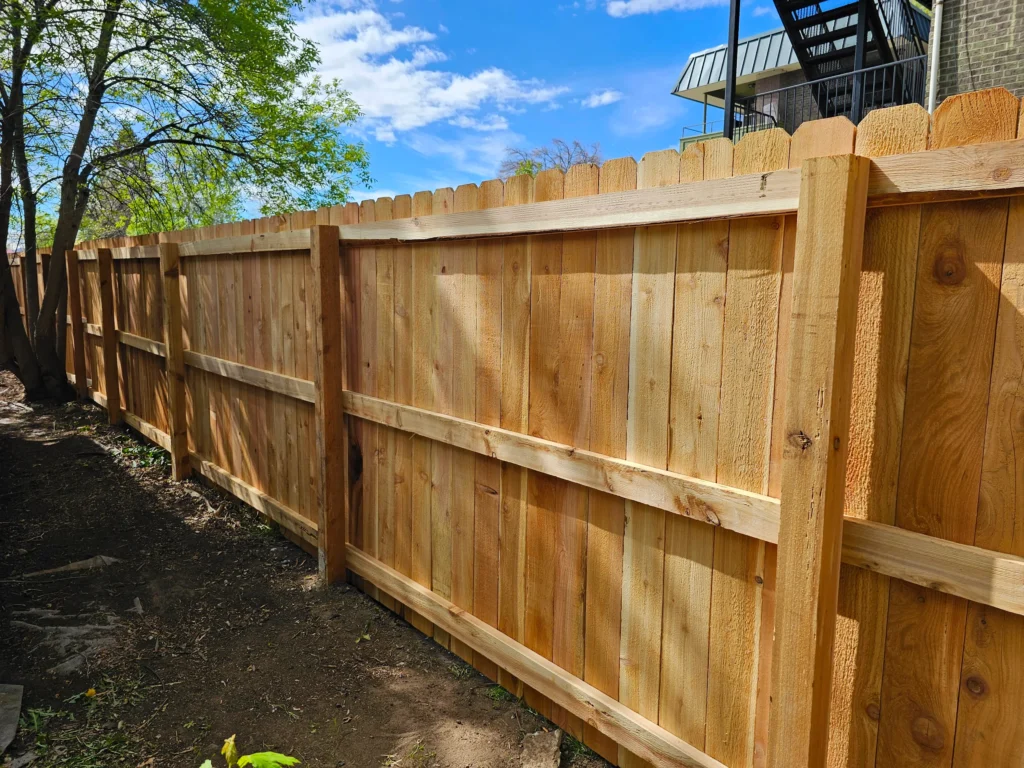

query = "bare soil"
[0,371,606,768]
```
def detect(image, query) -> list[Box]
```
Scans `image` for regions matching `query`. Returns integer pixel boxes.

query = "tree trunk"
[14,121,40,343]
[0,260,45,398]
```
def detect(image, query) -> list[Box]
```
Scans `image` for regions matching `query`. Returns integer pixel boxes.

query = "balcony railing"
[732,55,927,136]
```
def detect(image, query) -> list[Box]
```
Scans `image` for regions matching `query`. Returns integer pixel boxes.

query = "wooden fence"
[7,88,1024,768]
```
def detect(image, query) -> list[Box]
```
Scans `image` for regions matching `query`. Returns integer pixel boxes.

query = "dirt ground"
[0,371,607,768]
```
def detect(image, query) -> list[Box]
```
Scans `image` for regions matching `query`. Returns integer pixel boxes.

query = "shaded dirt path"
[0,373,604,768]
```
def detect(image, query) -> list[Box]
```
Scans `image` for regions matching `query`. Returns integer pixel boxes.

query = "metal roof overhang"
[671,27,802,108]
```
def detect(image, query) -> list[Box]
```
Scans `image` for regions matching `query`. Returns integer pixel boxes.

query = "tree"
[1,0,372,400]
[498,139,602,180]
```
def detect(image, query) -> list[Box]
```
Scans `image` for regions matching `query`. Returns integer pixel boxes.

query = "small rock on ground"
[521,729,563,768]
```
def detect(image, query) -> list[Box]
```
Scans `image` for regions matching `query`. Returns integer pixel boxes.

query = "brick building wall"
[936,0,1024,99]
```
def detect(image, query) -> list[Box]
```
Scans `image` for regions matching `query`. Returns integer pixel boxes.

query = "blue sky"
[296,0,783,201]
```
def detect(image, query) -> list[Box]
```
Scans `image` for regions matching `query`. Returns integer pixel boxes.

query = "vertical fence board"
[768,153,869,768]
[472,179,505,681]
[98,249,120,423]
[430,187,455,649]
[551,162,599,738]
[660,138,731,752]
[583,157,636,763]
[826,103,929,768]
[313,225,348,583]
[392,194,415,617]
[877,88,1018,768]
[375,198,397,612]
[450,184,480,663]
[706,130,789,768]
[498,174,533,696]
[410,191,435,636]
[67,250,87,397]
[619,149,678,768]
[525,168,565,718]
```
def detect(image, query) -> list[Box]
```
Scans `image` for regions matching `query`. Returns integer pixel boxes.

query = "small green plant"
[447,661,473,681]
[200,734,299,768]
[484,684,516,708]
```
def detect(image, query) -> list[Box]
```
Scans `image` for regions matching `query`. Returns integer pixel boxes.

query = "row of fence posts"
[65,227,351,584]
[61,156,872,766]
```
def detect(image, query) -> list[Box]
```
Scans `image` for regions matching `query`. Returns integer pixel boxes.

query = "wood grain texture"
[67,250,88,398]
[472,178,504,681]
[392,194,415,618]
[660,137,731,753]
[410,190,435,636]
[358,200,379,602]
[952,195,1024,768]
[876,88,1014,768]
[347,546,727,768]
[375,198,398,611]
[97,248,121,424]
[706,127,788,768]
[450,183,479,663]
[311,225,348,583]
[767,154,869,768]
[430,187,455,649]
[159,241,189,480]
[584,156,636,764]
[828,102,928,768]
[619,149,678,768]
[498,174,533,695]
[524,168,564,716]
[760,116,855,768]
[551,162,599,737]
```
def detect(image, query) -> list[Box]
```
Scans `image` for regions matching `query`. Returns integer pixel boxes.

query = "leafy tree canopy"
[1,0,372,398]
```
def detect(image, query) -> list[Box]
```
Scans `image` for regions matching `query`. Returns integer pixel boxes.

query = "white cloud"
[581,89,624,108]
[606,0,725,16]
[403,129,524,178]
[449,114,510,131]
[752,4,775,15]
[296,3,567,143]
[438,23,449,32]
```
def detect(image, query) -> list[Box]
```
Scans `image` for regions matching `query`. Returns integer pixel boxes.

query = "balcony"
[681,54,928,147]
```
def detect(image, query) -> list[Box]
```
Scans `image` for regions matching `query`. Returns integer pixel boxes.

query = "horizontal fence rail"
[15,89,1023,768]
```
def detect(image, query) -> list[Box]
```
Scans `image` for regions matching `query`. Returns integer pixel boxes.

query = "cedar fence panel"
[12,87,1020,767]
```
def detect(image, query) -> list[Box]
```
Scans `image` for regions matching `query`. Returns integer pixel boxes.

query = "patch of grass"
[484,684,517,708]
[17,705,141,767]
[16,676,152,767]
[109,431,169,468]
[447,661,474,681]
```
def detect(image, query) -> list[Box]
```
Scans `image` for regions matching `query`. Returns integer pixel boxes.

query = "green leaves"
[238,753,301,768]
[198,736,299,768]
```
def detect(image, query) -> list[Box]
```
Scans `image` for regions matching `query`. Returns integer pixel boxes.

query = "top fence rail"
[146,137,1024,259]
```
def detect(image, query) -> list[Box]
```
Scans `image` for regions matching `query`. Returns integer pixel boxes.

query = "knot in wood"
[788,431,813,451]
[910,716,945,751]
[965,675,988,697]
[933,247,966,286]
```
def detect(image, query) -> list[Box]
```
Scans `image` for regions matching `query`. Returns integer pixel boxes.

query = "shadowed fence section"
[9,87,1024,768]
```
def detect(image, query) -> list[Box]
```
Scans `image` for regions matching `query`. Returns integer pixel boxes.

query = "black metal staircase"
[773,0,928,120]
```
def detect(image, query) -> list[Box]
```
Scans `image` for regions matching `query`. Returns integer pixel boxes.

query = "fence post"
[311,224,349,585]
[767,154,870,768]
[159,241,189,480]
[97,248,121,424]
[65,249,87,399]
